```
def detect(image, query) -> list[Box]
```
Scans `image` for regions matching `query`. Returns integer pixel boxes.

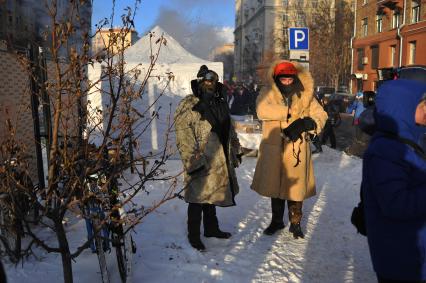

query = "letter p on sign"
[289,28,309,50]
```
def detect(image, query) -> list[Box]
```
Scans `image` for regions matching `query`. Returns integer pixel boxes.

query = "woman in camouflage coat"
[174,65,242,251]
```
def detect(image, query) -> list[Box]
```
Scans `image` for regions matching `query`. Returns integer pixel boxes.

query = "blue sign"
[289,28,309,50]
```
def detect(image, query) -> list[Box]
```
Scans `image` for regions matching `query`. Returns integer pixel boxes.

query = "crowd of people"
[174,61,426,282]
[222,80,259,117]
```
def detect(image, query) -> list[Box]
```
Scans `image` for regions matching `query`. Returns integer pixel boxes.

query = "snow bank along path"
[6,147,375,282]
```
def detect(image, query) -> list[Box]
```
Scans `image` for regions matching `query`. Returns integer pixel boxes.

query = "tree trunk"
[56,221,73,283]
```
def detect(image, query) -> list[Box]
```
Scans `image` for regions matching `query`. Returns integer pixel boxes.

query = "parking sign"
[289,28,309,50]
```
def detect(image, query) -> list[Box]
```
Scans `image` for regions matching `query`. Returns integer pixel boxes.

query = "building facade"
[0,0,92,186]
[234,0,338,82]
[352,0,426,92]
[208,43,235,81]
[92,28,139,56]
[0,0,92,52]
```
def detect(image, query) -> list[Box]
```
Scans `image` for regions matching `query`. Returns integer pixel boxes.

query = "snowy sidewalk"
[6,147,375,283]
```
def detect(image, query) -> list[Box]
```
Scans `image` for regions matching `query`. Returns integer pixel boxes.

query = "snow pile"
[5,147,376,282]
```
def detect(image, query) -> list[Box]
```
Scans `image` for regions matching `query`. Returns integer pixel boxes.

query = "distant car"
[377,65,426,88]
[337,85,349,93]
[330,92,355,113]
[397,65,426,82]
[315,86,335,100]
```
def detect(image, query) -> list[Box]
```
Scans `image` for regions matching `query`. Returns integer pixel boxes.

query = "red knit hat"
[273,62,298,77]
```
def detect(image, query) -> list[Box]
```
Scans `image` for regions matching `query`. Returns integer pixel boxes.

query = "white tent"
[87,26,223,155]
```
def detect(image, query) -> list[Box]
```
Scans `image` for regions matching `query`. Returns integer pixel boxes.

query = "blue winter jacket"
[362,79,426,280]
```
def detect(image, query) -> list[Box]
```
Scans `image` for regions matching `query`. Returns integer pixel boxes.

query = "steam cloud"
[151,3,232,60]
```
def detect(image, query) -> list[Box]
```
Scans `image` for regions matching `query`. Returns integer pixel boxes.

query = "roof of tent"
[124,26,218,65]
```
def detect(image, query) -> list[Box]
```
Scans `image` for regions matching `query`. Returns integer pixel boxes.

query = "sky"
[92,0,235,32]
[92,0,235,58]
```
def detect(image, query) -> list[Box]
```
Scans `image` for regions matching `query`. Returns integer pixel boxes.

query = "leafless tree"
[0,1,182,282]
[309,0,354,89]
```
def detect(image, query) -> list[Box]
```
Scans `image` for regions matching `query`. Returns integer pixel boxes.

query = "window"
[409,41,416,64]
[371,45,379,69]
[376,15,383,33]
[363,0,368,5]
[390,45,397,66]
[312,0,318,8]
[412,1,420,23]
[297,12,305,26]
[282,0,289,7]
[283,14,289,23]
[357,48,365,70]
[392,10,400,28]
[362,18,368,36]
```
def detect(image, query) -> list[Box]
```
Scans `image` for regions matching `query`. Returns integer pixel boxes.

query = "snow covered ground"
[5,147,375,283]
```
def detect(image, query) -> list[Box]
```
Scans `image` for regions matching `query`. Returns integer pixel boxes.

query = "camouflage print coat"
[174,88,241,207]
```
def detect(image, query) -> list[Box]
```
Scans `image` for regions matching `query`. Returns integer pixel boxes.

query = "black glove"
[282,117,317,142]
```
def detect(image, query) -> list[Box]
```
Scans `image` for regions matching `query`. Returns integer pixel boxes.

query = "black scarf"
[274,75,304,100]
[191,80,231,148]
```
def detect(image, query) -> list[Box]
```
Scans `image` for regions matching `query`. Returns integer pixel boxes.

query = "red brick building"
[351,0,426,92]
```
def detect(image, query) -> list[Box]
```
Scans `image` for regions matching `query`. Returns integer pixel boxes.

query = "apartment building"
[208,43,235,81]
[352,0,426,92]
[92,28,139,56]
[0,0,92,186]
[234,0,341,82]
[0,0,91,53]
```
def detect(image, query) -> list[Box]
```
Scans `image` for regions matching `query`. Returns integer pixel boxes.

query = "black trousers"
[187,203,221,235]
[270,198,303,225]
[321,121,336,149]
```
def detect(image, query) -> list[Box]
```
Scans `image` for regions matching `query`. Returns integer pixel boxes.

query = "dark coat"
[362,79,426,280]
[174,81,241,207]
[324,103,341,127]
[230,87,252,115]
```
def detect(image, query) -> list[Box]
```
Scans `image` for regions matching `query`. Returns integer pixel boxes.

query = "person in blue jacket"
[362,79,426,282]
[347,91,366,125]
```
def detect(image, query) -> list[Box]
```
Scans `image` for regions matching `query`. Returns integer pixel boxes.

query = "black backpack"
[351,132,426,236]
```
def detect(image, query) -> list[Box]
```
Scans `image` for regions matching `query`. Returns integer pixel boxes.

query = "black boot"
[264,198,285,235]
[188,203,206,251]
[289,223,304,239]
[263,222,285,235]
[202,204,231,239]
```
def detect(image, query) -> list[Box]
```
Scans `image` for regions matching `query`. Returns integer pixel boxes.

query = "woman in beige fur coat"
[251,60,327,238]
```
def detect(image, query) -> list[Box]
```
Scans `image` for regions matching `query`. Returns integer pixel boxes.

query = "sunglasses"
[203,71,218,82]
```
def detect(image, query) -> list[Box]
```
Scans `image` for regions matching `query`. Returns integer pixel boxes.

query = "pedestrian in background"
[174,65,242,251]
[251,61,327,239]
[347,91,366,126]
[230,84,251,116]
[320,96,341,150]
[362,79,426,282]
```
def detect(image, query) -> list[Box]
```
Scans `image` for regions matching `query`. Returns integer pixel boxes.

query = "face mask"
[199,81,217,100]
[275,78,295,96]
